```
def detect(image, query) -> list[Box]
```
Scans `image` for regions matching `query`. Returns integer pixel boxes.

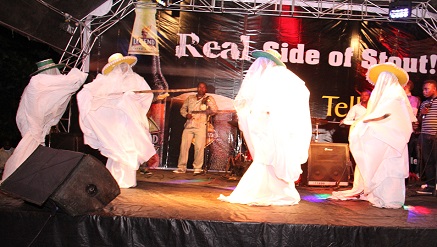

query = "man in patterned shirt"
[416,80,437,195]
[173,82,218,175]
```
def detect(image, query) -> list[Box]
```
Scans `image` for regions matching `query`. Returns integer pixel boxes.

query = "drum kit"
[223,116,341,178]
[227,117,340,143]
[201,117,341,144]
[225,117,252,179]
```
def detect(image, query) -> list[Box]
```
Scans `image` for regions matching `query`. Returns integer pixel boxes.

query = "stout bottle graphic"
[129,0,169,166]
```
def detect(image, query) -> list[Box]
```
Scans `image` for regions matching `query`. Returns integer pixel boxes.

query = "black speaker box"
[47,132,108,164]
[47,132,84,152]
[307,143,350,186]
[0,145,120,216]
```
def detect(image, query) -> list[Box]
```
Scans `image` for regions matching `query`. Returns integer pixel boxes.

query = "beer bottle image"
[129,0,169,166]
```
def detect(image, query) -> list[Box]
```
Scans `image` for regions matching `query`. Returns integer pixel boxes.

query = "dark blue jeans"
[419,134,437,187]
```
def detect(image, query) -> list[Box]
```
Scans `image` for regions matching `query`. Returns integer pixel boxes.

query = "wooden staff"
[133,88,197,94]
[363,113,391,123]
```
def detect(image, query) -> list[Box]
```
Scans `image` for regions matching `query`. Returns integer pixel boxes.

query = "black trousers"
[408,133,420,173]
[419,134,437,186]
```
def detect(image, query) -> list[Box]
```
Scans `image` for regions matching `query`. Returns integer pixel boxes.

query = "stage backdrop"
[86,6,437,169]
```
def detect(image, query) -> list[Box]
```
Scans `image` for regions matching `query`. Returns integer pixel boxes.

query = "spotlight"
[59,12,76,35]
[152,0,169,7]
[389,1,412,19]
[59,22,75,35]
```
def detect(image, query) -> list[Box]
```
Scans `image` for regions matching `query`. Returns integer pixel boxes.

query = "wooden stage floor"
[1,169,437,246]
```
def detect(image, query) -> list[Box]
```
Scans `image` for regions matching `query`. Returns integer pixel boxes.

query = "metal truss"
[169,0,437,38]
[49,0,135,133]
[171,0,433,20]
[58,0,137,71]
[60,0,437,71]
[61,0,437,72]
[54,0,437,132]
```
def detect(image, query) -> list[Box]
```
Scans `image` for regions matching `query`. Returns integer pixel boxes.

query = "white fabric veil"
[219,57,312,205]
[233,57,277,156]
[77,63,155,188]
[332,71,416,208]
[2,68,87,181]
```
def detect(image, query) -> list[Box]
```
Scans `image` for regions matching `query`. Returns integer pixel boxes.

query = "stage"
[1,169,437,246]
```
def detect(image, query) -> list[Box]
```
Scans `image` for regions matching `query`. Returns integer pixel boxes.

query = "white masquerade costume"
[1,68,87,181]
[77,64,155,188]
[218,57,312,206]
[331,72,416,208]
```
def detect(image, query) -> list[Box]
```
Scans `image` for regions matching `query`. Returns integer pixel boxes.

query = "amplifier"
[307,143,350,186]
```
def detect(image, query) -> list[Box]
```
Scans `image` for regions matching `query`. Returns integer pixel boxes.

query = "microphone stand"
[202,115,212,175]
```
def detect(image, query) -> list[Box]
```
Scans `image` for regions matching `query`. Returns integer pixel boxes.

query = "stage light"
[59,13,77,35]
[59,22,75,35]
[389,1,412,19]
[152,0,169,7]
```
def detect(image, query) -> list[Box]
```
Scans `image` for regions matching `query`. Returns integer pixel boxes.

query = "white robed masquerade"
[1,68,87,181]
[331,72,416,208]
[218,57,312,206]
[77,64,155,188]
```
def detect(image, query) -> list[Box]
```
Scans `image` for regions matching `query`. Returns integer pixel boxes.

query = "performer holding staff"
[331,62,416,209]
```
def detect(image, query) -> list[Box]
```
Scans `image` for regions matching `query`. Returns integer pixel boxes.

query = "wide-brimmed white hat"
[30,58,65,76]
[252,49,286,67]
[102,53,137,75]
[366,62,409,86]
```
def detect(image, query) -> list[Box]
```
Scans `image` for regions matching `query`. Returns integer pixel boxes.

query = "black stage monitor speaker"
[307,143,350,186]
[47,132,84,152]
[0,145,120,216]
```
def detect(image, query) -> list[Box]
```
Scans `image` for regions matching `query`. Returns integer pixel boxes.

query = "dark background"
[0,25,61,146]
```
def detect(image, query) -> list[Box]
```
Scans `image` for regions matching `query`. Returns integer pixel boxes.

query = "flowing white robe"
[77,65,155,188]
[218,58,312,206]
[1,68,87,181]
[331,72,416,208]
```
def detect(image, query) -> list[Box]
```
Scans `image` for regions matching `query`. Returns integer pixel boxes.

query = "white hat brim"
[102,56,138,75]
[366,63,409,86]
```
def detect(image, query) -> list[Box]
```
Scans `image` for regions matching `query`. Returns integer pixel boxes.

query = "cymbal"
[228,120,239,127]
[311,118,329,125]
